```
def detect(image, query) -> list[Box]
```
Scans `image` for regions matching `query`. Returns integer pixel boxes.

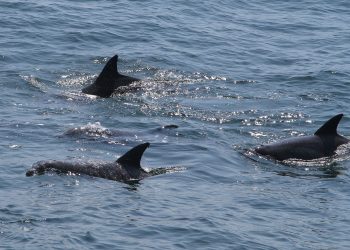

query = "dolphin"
[255,114,349,161]
[26,143,168,183]
[82,55,140,98]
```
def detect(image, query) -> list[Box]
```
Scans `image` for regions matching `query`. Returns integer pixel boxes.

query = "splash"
[64,122,113,138]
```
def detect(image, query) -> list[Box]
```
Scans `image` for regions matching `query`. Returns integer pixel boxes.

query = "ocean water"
[1,0,350,249]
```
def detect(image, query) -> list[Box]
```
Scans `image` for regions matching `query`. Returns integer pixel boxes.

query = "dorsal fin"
[82,54,140,97]
[94,55,119,87]
[117,143,150,169]
[314,114,343,136]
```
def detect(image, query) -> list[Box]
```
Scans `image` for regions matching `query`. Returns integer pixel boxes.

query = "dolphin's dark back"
[82,54,140,98]
[26,143,152,182]
[255,136,331,161]
[255,114,349,161]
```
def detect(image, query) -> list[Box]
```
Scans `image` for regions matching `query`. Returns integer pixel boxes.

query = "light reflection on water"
[1,0,350,249]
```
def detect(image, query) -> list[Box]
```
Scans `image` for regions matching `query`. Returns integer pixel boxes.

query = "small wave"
[147,165,186,176]
[243,112,306,128]
[298,93,331,102]
[140,102,241,124]
[288,75,316,81]
[8,144,22,150]
[92,57,110,64]
[233,79,256,84]
[150,70,228,84]
[57,72,96,87]
[58,90,99,101]
[20,75,48,92]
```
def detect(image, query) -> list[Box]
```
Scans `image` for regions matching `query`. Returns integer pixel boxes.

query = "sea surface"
[1,1,350,249]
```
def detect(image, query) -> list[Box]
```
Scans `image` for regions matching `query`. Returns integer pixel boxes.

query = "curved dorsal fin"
[314,114,343,136]
[94,55,119,86]
[117,143,150,169]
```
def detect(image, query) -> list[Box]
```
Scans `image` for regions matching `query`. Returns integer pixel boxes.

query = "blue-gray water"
[1,1,350,249]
